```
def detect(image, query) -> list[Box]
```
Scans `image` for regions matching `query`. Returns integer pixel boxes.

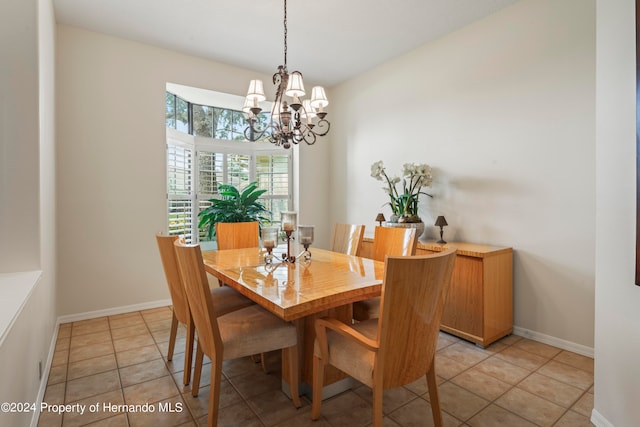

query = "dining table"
[201,245,385,398]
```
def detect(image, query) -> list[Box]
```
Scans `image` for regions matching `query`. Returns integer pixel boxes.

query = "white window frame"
[166,128,293,243]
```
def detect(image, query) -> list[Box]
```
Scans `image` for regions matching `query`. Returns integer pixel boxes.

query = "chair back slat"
[215,222,259,250]
[173,240,223,360]
[372,226,417,261]
[377,248,456,388]
[331,224,365,256]
[156,234,190,324]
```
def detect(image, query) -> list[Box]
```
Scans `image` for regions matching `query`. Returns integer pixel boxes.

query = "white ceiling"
[53,0,520,87]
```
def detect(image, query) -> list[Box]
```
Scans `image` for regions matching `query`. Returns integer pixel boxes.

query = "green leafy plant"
[198,181,270,240]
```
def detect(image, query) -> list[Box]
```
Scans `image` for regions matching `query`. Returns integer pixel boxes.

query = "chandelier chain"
[283,0,287,67]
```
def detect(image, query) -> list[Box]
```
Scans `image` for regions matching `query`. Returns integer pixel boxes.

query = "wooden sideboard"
[360,238,513,347]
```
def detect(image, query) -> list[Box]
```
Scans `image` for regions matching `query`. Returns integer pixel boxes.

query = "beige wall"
[55,26,331,315]
[0,0,40,272]
[0,0,58,425]
[594,0,640,425]
[329,0,596,350]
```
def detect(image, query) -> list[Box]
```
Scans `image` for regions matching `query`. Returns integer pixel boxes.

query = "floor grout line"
[39,307,595,427]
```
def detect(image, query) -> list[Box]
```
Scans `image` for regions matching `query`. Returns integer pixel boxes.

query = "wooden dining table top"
[202,247,385,321]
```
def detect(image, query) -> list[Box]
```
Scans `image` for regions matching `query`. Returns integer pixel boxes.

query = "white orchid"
[402,163,416,176]
[370,161,385,181]
[370,161,433,222]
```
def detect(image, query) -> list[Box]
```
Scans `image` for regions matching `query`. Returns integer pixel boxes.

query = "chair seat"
[352,297,380,321]
[314,319,378,386]
[220,304,298,360]
[211,286,254,316]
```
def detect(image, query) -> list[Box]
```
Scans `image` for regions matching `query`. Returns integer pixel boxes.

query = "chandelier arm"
[244,118,274,142]
[310,119,330,137]
[293,123,318,146]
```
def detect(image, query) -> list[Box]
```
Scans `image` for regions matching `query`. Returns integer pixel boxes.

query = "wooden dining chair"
[214,220,269,369]
[173,239,301,426]
[352,226,418,321]
[215,221,259,250]
[311,249,457,427]
[330,223,365,256]
[155,234,254,385]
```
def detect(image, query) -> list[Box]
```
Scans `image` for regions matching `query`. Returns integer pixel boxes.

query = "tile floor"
[37,306,595,427]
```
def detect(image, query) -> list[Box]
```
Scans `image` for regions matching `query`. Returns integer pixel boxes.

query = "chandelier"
[242,0,330,149]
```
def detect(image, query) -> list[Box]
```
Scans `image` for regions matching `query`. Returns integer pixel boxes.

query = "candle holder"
[264,259,282,273]
[281,211,298,263]
[262,226,279,264]
[297,225,314,262]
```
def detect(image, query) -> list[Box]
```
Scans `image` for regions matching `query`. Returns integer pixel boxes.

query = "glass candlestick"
[262,226,279,264]
[298,225,314,247]
[281,212,298,263]
[297,225,314,261]
[281,211,297,233]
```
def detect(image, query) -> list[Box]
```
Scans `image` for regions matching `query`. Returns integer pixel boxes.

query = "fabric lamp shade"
[310,86,329,109]
[435,216,448,227]
[246,79,266,102]
[285,71,305,97]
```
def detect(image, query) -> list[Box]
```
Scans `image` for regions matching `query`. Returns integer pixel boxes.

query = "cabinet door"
[481,253,513,343]
[440,255,484,340]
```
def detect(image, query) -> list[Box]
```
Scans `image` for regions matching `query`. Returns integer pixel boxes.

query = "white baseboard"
[590,409,614,427]
[30,319,59,427]
[57,299,172,324]
[31,299,173,425]
[512,326,594,358]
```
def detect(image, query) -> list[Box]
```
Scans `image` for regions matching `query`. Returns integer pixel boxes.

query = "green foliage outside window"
[166,91,270,141]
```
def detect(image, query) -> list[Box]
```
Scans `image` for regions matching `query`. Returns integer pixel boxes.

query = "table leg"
[281,305,356,399]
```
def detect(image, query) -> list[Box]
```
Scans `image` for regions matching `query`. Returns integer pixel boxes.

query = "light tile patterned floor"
[37,306,595,426]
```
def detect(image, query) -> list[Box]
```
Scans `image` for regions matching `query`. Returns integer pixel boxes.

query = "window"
[166,92,270,140]
[212,107,248,140]
[165,92,192,134]
[193,104,213,137]
[165,90,292,243]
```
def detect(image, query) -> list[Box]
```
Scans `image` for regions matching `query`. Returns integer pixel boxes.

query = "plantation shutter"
[198,151,224,196]
[167,143,196,242]
[256,153,290,224]
[226,153,251,188]
[196,151,223,241]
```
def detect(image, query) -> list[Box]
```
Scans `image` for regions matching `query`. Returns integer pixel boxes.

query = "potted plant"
[198,181,270,240]
[370,160,433,236]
